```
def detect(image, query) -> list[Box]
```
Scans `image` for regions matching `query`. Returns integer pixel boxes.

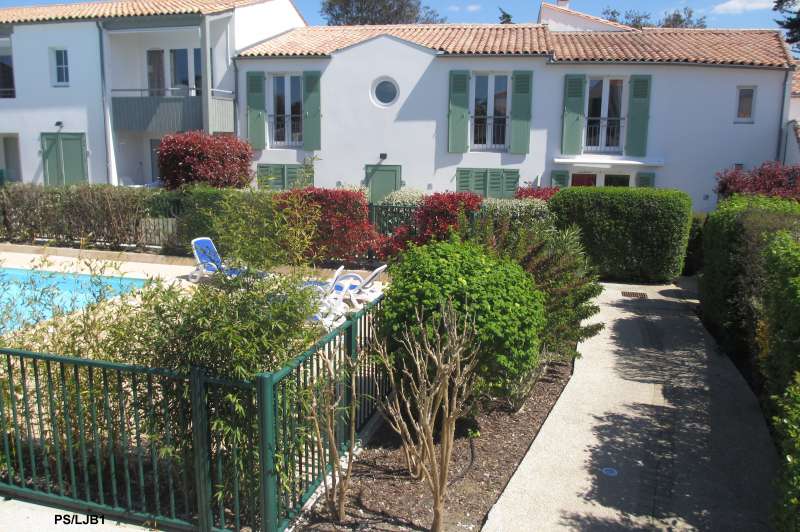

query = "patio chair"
[301,265,345,296]
[333,264,387,295]
[189,237,244,282]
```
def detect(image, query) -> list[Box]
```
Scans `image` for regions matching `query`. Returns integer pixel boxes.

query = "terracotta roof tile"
[240,24,792,68]
[0,0,263,24]
[240,24,552,57]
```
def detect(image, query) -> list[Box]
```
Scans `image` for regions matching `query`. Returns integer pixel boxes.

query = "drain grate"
[621,291,648,299]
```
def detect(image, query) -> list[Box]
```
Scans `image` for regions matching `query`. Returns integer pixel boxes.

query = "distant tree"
[603,5,705,29]
[601,6,651,28]
[775,0,800,46]
[321,0,445,25]
[658,7,706,28]
[498,7,513,24]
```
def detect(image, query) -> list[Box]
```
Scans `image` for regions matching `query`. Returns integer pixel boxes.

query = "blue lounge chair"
[189,237,244,281]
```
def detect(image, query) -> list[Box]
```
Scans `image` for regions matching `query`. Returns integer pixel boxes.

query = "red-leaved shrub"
[716,162,800,200]
[515,186,560,201]
[158,131,253,190]
[276,187,379,261]
[414,192,483,245]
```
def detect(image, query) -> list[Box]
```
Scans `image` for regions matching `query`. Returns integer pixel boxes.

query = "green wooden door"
[365,165,401,203]
[41,132,87,186]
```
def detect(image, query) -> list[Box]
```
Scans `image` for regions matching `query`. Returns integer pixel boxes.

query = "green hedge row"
[549,187,692,282]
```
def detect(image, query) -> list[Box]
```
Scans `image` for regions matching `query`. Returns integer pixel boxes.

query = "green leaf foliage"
[380,237,546,399]
[549,187,692,282]
[774,373,800,531]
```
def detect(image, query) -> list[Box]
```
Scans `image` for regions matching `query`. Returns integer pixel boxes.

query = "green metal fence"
[0,297,385,531]
[369,204,417,235]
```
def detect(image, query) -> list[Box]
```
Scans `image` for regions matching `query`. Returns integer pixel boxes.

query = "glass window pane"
[375,80,397,104]
[55,50,68,83]
[571,173,597,187]
[607,80,622,118]
[604,174,630,187]
[473,75,488,145]
[290,75,302,143]
[493,76,508,146]
[170,49,189,88]
[273,76,285,143]
[738,88,754,120]
[588,79,603,118]
[0,53,13,97]
[193,48,202,90]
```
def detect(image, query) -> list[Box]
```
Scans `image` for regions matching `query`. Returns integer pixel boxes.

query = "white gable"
[538,1,631,32]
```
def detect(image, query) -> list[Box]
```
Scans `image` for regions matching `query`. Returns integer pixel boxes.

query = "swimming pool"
[0,267,147,331]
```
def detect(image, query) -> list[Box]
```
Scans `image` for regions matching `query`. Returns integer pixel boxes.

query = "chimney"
[556,0,570,8]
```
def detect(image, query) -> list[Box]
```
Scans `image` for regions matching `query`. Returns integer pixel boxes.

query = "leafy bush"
[0,184,173,249]
[480,198,553,229]
[380,188,427,206]
[700,195,800,372]
[515,186,560,201]
[381,237,546,401]
[773,374,800,531]
[716,161,800,201]
[414,192,483,245]
[549,187,692,282]
[277,187,378,262]
[211,189,319,270]
[158,131,253,190]
[175,184,229,248]
[759,231,800,402]
[682,213,706,276]
[462,215,602,364]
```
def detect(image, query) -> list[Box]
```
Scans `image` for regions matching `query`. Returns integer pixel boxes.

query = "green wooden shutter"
[60,133,88,185]
[257,164,286,190]
[561,75,586,155]
[510,71,533,155]
[448,71,470,153]
[473,169,488,196]
[285,164,305,188]
[551,170,569,188]
[636,172,655,188]
[246,72,265,150]
[487,169,503,198]
[502,169,519,198]
[625,75,652,157]
[456,168,472,191]
[303,71,321,151]
[41,133,62,186]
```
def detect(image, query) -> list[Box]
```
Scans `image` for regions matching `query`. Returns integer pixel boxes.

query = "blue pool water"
[0,267,147,330]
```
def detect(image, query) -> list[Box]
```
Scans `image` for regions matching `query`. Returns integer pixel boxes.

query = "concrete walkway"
[483,280,777,531]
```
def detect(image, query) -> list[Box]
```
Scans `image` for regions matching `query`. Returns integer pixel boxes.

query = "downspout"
[233,58,239,137]
[96,21,117,185]
[777,67,791,161]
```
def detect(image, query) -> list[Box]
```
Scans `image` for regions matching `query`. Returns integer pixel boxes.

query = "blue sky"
[0,0,783,28]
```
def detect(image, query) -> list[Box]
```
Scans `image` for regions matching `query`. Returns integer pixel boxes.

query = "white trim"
[735,85,757,124]
[554,154,664,167]
[49,47,70,87]
[370,76,399,108]
[469,71,511,152]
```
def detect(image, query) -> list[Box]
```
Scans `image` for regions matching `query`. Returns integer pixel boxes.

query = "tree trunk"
[431,501,444,532]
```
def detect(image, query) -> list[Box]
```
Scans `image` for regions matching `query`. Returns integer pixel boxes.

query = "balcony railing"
[0,88,14,99]
[112,87,202,97]
[472,115,508,151]
[585,117,624,153]
[270,114,303,148]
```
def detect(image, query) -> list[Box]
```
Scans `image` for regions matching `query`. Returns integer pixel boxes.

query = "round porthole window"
[372,78,399,106]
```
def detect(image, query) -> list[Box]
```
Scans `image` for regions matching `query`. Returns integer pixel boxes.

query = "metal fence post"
[256,372,278,532]
[190,367,213,532]
[344,316,358,443]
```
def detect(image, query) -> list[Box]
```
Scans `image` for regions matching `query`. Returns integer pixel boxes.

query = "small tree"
[498,7,513,23]
[373,302,480,532]
[157,131,253,189]
[321,0,445,25]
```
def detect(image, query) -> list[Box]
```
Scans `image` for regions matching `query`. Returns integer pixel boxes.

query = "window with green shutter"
[636,172,655,187]
[455,168,519,198]
[510,71,532,154]
[257,163,311,190]
[41,132,87,186]
[625,75,652,157]
[562,74,586,155]
[303,71,321,151]
[246,72,266,150]
[448,71,470,153]
[551,170,569,188]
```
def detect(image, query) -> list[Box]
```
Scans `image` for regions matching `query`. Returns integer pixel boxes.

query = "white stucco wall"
[790,95,800,122]
[238,35,787,210]
[233,0,306,53]
[0,22,108,184]
[538,4,627,32]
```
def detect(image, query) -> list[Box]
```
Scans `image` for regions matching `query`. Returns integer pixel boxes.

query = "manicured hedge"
[549,187,692,282]
[699,195,800,366]
[774,374,800,531]
[682,213,706,276]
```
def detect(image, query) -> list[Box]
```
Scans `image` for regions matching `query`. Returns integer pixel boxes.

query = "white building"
[236,1,794,209]
[0,0,305,186]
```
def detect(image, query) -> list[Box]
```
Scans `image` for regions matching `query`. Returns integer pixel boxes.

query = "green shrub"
[462,214,601,364]
[759,231,800,402]
[479,198,553,229]
[700,196,800,369]
[549,187,692,282]
[380,188,427,206]
[174,184,229,248]
[682,213,706,276]
[381,237,546,401]
[773,373,800,531]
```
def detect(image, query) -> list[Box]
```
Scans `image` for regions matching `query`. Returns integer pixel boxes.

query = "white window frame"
[735,85,756,124]
[50,48,69,87]
[469,72,511,152]
[584,77,626,153]
[268,73,303,148]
